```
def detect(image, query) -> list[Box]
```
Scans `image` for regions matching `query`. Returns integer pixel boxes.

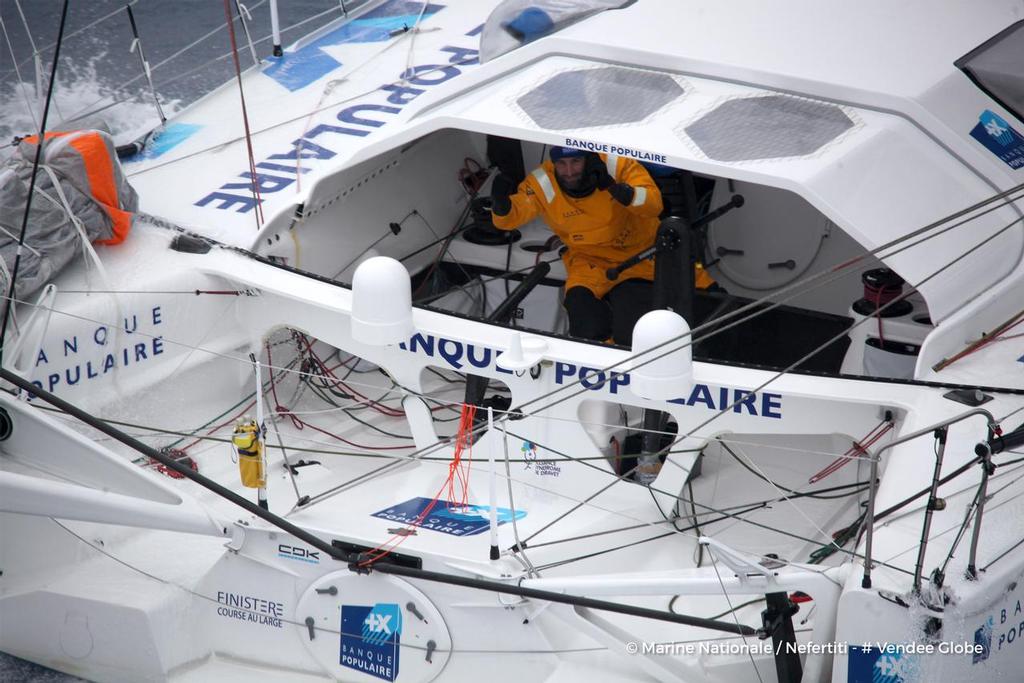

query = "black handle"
[606,244,657,281]
[488,261,551,324]
[691,194,744,230]
[125,4,140,37]
[980,425,1024,455]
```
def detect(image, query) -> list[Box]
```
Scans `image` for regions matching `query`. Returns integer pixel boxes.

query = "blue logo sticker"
[371,497,526,536]
[970,110,1024,170]
[848,646,918,683]
[974,616,993,664]
[263,0,444,91]
[123,122,202,161]
[340,603,401,681]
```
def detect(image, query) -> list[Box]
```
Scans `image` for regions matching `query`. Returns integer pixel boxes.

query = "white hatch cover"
[297,571,452,682]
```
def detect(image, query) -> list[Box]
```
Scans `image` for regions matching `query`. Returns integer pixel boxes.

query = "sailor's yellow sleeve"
[617,158,663,218]
[492,177,543,230]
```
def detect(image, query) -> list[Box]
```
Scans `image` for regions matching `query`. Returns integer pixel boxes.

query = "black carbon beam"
[0,367,757,637]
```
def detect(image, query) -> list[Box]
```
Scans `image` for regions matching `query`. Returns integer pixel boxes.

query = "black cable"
[717,439,871,500]
[0,0,69,366]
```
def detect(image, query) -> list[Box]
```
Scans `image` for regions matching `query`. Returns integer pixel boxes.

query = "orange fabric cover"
[24,130,133,245]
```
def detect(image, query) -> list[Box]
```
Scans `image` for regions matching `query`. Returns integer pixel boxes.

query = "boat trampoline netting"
[516,67,684,130]
[684,95,855,162]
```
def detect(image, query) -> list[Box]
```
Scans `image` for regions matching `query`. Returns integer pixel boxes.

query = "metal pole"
[967,431,995,579]
[0,0,69,369]
[250,351,269,510]
[126,5,166,125]
[269,0,283,56]
[12,0,42,104]
[913,427,946,593]
[861,450,880,588]
[487,406,500,561]
[860,407,996,590]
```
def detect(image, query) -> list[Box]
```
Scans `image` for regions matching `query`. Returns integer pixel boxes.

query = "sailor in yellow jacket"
[491,146,669,344]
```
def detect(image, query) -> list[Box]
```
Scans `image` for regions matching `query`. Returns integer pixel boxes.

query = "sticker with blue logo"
[263,0,444,91]
[371,497,526,536]
[340,603,402,681]
[123,122,202,162]
[974,616,993,664]
[848,645,918,683]
[970,110,1024,170]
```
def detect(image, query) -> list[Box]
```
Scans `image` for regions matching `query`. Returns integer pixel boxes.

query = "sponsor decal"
[847,645,917,683]
[264,1,444,91]
[215,590,284,628]
[398,331,784,418]
[523,440,561,477]
[976,592,1024,661]
[124,122,202,161]
[29,306,166,395]
[970,109,1024,170]
[277,543,321,564]
[195,19,484,213]
[340,603,402,681]
[371,497,526,536]
[974,615,993,664]
[562,137,668,164]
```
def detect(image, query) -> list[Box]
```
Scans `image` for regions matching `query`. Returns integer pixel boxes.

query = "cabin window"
[957,19,1024,124]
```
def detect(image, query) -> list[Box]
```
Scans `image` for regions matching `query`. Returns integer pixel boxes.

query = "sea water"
[0,1,343,680]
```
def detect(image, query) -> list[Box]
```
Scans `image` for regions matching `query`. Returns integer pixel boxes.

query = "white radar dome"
[351,256,414,346]
[630,309,693,400]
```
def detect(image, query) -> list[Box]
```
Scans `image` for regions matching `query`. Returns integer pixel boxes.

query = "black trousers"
[564,279,654,346]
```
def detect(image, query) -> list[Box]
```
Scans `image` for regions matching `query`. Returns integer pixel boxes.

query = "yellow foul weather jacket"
[492,154,665,298]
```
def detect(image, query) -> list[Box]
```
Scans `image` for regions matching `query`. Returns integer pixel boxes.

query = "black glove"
[490,173,515,216]
[607,183,635,206]
[584,154,615,191]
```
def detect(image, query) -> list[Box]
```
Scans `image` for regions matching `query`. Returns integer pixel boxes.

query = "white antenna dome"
[630,310,693,400]
[351,256,414,346]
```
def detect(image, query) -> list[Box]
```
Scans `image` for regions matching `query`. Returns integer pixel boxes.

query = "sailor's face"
[554,157,586,190]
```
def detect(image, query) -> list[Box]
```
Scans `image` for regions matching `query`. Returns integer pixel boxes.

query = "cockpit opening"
[262,127,935,381]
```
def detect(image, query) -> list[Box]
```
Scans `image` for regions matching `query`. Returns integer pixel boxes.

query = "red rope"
[864,282,902,346]
[222,0,264,227]
[359,404,477,567]
[808,420,894,484]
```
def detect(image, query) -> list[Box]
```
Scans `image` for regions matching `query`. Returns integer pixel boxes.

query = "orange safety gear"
[22,130,134,245]
[493,154,714,296]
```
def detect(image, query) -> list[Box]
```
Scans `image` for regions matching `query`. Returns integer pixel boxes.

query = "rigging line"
[524,502,769,553]
[878,469,1024,568]
[413,254,564,305]
[49,511,706,657]
[0,1,142,87]
[122,55,482,178]
[500,428,912,576]
[717,438,861,559]
[400,1,434,80]
[523,210,1024,477]
[501,419,538,576]
[510,185,1024,418]
[0,10,39,132]
[874,456,1024,528]
[55,0,271,127]
[707,546,767,683]
[716,438,870,501]
[0,0,69,368]
[999,403,1024,425]
[284,389,884,570]
[222,0,264,228]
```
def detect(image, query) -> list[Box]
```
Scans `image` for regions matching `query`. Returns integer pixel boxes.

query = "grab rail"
[861,407,996,589]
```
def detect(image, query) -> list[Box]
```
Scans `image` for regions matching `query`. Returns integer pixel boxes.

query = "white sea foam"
[0,55,180,153]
